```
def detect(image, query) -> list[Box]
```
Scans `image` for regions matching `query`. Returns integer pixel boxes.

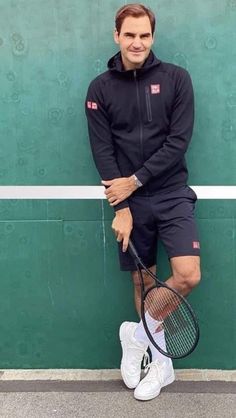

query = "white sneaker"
[119,321,148,389]
[134,359,175,401]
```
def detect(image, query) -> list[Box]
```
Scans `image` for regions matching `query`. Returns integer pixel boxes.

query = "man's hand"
[102,176,137,206]
[111,207,133,252]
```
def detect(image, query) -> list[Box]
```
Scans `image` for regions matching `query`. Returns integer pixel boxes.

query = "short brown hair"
[115,3,156,35]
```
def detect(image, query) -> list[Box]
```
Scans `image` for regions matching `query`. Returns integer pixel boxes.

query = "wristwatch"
[132,174,143,188]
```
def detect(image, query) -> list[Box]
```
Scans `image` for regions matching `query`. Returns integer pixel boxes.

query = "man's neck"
[123,63,143,71]
[121,54,145,71]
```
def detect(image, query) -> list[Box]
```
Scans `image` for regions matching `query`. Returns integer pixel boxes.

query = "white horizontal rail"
[0,186,235,199]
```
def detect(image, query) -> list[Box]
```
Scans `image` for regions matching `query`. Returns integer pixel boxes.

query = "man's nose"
[132,37,142,48]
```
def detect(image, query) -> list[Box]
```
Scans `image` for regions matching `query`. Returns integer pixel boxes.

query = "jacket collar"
[107,50,161,74]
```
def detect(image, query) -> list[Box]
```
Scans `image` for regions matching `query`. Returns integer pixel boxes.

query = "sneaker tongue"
[148,361,163,378]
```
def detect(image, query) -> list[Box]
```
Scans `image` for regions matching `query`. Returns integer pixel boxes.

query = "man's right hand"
[111,207,133,252]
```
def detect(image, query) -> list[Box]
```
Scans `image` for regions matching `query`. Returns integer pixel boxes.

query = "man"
[85,3,201,401]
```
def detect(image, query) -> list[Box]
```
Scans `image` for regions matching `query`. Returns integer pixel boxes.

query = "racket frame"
[129,240,200,359]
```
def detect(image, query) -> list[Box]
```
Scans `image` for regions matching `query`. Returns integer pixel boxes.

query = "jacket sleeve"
[134,70,194,185]
[85,79,129,211]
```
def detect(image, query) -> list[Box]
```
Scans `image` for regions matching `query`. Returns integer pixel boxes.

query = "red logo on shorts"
[151,84,160,94]
[193,241,200,249]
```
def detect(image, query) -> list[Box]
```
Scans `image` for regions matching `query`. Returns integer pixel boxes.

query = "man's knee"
[179,267,201,290]
[171,257,201,294]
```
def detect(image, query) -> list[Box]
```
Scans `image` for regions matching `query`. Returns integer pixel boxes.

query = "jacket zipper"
[134,70,144,162]
[145,86,152,122]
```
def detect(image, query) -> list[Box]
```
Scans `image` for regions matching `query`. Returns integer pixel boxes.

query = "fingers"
[116,232,123,242]
[103,177,133,204]
[111,208,133,252]
[122,234,130,253]
[110,199,121,206]
[104,188,116,199]
[115,233,130,252]
[106,195,118,203]
[104,190,122,206]
[104,189,120,204]
[105,190,127,205]
[104,194,121,206]
[102,180,113,186]
[113,230,131,252]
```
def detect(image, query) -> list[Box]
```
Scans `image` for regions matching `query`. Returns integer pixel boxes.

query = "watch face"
[133,175,142,188]
[135,177,142,187]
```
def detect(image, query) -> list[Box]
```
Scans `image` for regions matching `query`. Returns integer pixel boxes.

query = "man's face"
[114,15,154,70]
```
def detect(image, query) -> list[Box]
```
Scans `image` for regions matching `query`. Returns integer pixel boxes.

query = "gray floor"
[0,381,235,418]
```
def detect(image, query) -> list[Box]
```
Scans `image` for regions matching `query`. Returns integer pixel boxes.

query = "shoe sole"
[134,372,175,401]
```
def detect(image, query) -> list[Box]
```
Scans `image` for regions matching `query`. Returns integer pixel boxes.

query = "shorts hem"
[120,260,156,272]
[168,250,200,259]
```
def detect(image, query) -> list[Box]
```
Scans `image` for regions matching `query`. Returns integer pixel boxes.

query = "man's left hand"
[102,176,137,206]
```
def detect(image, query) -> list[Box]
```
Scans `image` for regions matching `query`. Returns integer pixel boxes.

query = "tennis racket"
[128,240,200,359]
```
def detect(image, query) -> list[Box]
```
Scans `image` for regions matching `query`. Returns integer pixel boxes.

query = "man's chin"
[128,52,148,62]
[128,56,145,64]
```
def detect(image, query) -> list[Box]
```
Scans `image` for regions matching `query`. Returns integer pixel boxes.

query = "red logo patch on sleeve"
[151,84,160,94]
[91,102,98,110]
[87,101,92,109]
[193,241,200,249]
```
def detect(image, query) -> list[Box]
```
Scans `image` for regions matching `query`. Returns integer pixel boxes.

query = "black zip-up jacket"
[85,50,194,211]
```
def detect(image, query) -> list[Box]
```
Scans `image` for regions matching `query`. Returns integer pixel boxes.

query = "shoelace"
[144,359,163,376]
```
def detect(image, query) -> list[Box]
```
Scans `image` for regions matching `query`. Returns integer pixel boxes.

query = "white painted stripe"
[0,186,235,199]
[0,369,235,382]
[193,186,236,199]
[0,186,104,199]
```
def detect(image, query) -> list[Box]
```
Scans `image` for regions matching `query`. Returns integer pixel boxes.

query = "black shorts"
[118,185,200,271]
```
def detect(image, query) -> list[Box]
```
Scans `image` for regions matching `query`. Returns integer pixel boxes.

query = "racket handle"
[128,240,141,263]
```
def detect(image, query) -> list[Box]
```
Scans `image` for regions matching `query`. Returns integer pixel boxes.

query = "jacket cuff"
[114,199,129,212]
[134,166,152,186]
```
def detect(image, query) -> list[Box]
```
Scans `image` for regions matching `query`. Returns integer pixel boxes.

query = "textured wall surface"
[0,1,235,369]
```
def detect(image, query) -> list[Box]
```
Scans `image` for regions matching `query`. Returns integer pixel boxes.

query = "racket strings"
[148,306,194,356]
[148,301,196,356]
[164,308,195,355]
[144,286,197,357]
[156,297,196,351]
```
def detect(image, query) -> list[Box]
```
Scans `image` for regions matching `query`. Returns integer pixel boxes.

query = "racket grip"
[128,240,141,263]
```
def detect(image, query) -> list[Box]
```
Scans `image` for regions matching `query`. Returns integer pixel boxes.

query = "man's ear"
[114,29,119,45]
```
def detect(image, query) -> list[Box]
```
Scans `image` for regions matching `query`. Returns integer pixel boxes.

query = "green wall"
[0,1,235,369]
